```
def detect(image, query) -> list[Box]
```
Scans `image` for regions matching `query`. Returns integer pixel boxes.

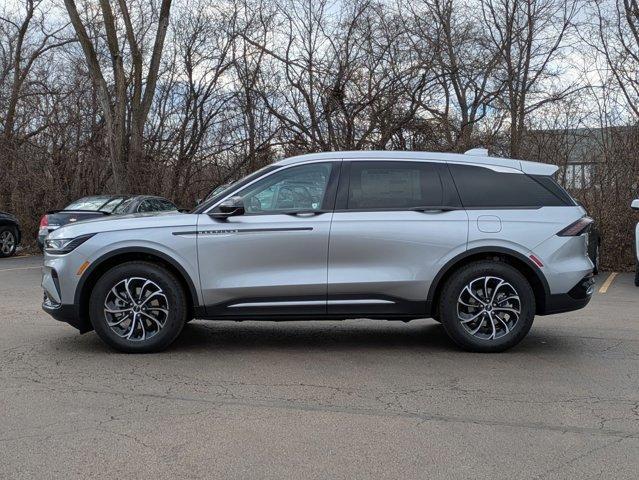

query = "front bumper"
[539,274,595,315]
[42,253,92,333]
[42,298,91,333]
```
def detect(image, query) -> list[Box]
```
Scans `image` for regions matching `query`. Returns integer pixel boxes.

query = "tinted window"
[238,163,333,214]
[449,164,570,208]
[347,161,443,209]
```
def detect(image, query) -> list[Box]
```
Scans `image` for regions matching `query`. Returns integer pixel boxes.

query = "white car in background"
[633,199,639,286]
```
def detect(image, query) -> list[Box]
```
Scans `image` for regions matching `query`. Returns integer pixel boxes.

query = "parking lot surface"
[1,255,638,479]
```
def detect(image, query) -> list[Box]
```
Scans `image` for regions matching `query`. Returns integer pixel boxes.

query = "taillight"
[39,214,49,229]
[557,216,593,236]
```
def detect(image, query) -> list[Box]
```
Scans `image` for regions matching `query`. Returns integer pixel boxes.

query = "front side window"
[237,163,334,214]
[347,161,443,210]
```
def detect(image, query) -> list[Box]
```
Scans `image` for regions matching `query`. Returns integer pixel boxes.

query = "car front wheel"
[0,227,17,258]
[89,261,187,353]
[438,260,536,353]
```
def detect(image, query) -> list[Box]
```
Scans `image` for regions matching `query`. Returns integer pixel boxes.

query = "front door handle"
[285,210,325,217]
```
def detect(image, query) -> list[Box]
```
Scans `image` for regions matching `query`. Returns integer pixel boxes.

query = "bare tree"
[595,0,639,119]
[482,0,580,158]
[63,0,172,190]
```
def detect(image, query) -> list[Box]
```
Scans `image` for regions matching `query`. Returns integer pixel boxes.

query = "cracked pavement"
[1,256,638,479]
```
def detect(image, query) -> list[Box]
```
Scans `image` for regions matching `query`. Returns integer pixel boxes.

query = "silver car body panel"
[42,150,593,328]
[327,209,469,310]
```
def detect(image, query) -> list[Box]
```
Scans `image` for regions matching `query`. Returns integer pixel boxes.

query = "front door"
[197,161,340,317]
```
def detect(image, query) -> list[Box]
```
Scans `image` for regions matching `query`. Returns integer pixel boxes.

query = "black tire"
[438,260,536,353]
[89,261,187,353]
[0,226,18,258]
[635,263,639,287]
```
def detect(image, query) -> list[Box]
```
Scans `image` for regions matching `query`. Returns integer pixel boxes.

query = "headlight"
[44,234,95,254]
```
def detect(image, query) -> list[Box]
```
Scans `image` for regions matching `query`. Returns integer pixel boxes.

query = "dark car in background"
[588,226,601,274]
[0,211,21,258]
[37,195,179,249]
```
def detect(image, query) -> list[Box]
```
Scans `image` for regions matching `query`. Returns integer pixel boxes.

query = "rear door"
[327,160,468,316]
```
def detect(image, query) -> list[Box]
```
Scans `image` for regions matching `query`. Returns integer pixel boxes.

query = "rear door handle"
[410,206,462,213]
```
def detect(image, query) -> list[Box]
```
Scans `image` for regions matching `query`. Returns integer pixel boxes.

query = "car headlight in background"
[44,234,95,254]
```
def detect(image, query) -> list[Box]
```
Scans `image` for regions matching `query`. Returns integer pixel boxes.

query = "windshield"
[192,165,279,213]
[64,196,127,212]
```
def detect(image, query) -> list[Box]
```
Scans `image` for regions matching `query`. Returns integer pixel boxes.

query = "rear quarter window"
[448,164,571,208]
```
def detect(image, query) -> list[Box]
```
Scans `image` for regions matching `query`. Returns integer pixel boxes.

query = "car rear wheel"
[0,227,17,258]
[89,261,187,353]
[635,263,639,287]
[438,260,536,352]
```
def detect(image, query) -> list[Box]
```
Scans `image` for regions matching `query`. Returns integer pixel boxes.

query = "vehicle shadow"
[167,319,565,354]
[170,319,457,353]
[54,318,566,356]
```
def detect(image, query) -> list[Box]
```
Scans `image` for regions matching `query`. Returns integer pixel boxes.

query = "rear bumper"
[539,274,595,315]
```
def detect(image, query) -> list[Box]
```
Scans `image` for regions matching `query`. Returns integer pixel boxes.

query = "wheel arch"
[427,247,550,317]
[75,247,199,329]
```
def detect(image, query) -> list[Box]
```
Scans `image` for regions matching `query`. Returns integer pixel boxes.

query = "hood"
[49,211,197,239]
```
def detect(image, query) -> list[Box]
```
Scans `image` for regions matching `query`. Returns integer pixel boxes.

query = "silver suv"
[42,150,595,353]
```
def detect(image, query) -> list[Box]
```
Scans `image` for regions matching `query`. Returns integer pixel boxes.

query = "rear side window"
[448,164,571,208]
[347,161,443,209]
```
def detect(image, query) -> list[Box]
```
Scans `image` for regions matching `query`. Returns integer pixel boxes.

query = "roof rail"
[464,148,489,156]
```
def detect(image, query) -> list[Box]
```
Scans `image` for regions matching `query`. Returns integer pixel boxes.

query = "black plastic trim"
[541,293,592,315]
[42,303,92,333]
[426,246,551,310]
[74,247,200,310]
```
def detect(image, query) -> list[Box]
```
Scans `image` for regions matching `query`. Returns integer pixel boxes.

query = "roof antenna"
[464,148,489,156]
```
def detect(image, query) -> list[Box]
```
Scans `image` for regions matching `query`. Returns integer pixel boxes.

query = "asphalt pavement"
[1,255,638,479]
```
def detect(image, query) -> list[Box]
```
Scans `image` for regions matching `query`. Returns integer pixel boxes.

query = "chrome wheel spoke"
[488,313,497,340]
[494,314,511,334]
[139,291,168,307]
[493,306,520,315]
[104,277,168,342]
[138,315,146,340]
[145,307,168,315]
[457,275,520,341]
[462,285,486,306]
[141,311,164,330]
[107,312,131,327]
[105,307,132,314]
[460,310,484,324]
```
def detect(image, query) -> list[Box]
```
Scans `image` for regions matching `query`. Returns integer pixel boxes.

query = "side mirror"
[632,199,639,210]
[210,196,245,219]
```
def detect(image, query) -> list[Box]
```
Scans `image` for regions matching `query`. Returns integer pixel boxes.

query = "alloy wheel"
[0,231,16,255]
[103,277,169,341]
[457,276,521,340]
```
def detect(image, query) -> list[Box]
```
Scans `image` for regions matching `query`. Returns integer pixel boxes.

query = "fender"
[74,246,200,308]
[426,246,551,305]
